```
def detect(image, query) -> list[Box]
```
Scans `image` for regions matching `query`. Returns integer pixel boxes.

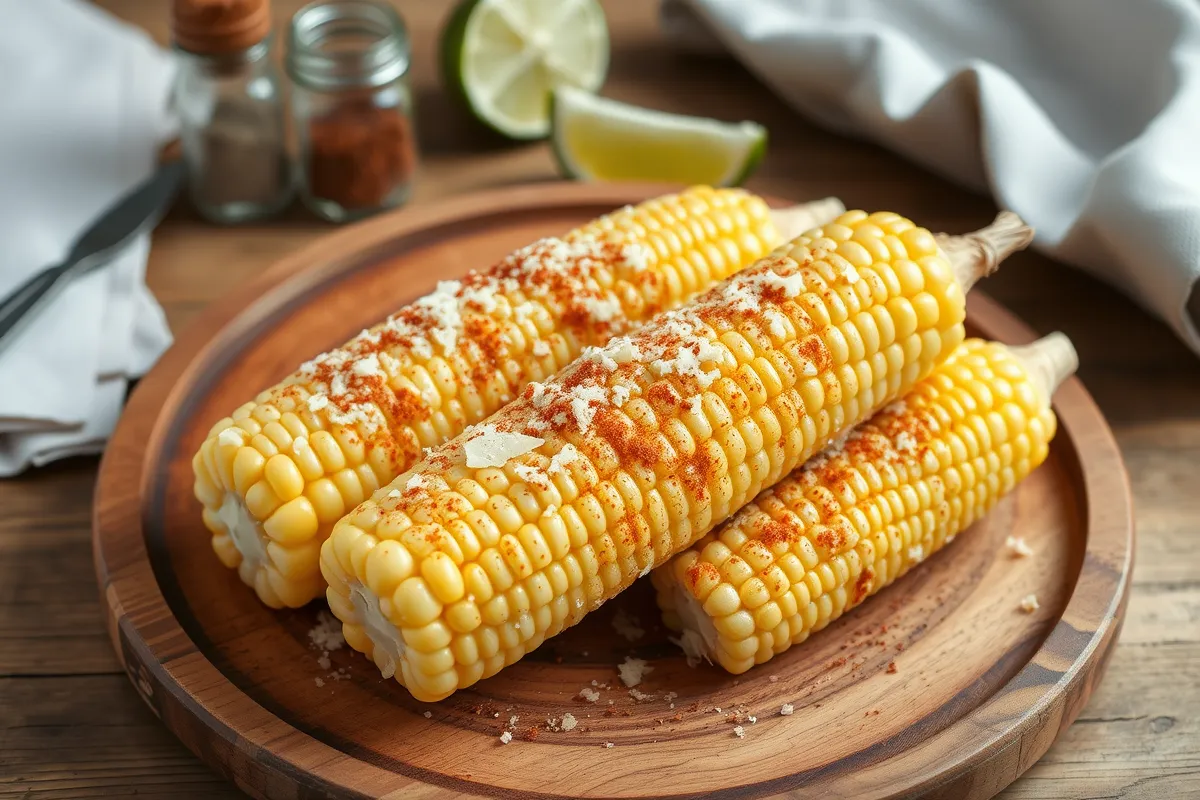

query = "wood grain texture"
[89,184,1132,800]
[1,0,1196,797]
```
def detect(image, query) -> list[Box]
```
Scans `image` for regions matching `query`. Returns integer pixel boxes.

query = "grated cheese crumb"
[733,725,746,738]
[405,473,437,493]
[463,425,545,468]
[895,431,918,453]
[499,731,513,744]
[748,715,757,724]
[768,675,780,683]
[423,711,432,719]
[560,713,578,731]
[548,443,581,474]
[629,688,655,702]
[513,462,549,487]
[1006,536,1034,557]
[780,704,794,716]
[584,336,641,371]
[1019,594,1040,613]
[308,611,346,652]
[603,742,614,748]
[532,339,551,357]
[763,308,790,338]
[569,385,608,431]
[621,242,651,272]
[387,489,401,499]
[306,394,329,413]
[756,270,807,298]
[618,656,652,687]
[314,677,325,688]
[578,686,600,702]
[907,544,925,563]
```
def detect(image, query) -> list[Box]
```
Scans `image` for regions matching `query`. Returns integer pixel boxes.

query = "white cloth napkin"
[0,0,176,476]
[662,0,1200,356]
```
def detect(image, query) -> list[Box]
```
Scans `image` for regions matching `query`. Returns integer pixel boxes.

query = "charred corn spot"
[322,209,967,701]
[195,187,783,608]
[652,339,1058,674]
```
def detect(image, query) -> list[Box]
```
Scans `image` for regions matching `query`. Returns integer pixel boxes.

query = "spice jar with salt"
[172,0,293,223]
[286,0,417,223]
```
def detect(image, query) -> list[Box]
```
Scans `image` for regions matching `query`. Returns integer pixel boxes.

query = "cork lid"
[172,0,272,55]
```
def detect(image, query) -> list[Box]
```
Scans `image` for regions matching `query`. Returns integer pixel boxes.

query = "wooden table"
[4,1,1197,797]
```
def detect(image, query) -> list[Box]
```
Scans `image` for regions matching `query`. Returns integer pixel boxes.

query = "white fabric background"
[0,0,176,475]
[662,0,1200,356]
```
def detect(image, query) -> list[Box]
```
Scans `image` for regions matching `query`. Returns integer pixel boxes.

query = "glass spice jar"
[171,0,293,224]
[286,0,418,223]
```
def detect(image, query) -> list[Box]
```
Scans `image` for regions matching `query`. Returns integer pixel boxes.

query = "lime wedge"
[441,0,610,141]
[551,87,767,186]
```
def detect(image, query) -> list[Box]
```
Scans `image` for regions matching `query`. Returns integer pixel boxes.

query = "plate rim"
[93,182,1135,800]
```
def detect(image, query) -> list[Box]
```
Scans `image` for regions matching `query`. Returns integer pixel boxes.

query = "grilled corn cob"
[652,333,1075,673]
[193,188,845,608]
[319,210,1030,701]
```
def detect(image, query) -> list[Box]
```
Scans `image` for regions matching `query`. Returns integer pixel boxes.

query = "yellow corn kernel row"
[652,334,1072,674]
[319,208,990,702]
[193,187,799,609]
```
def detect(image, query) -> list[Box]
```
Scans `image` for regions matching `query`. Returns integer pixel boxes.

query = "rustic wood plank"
[0,675,239,799]
[0,462,122,676]
[1003,643,1200,800]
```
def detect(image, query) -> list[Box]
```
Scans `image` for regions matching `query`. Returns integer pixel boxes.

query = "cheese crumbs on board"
[780,704,794,716]
[618,657,652,687]
[1006,536,1034,557]
[1019,594,1040,613]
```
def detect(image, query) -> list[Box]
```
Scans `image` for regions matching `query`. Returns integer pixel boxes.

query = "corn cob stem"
[320,209,1025,701]
[769,197,846,242]
[1010,331,1078,401]
[653,333,1073,674]
[937,211,1035,290]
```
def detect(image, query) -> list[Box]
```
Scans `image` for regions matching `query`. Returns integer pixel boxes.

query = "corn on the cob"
[192,188,845,608]
[320,210,1029,701]
[652,333,1075,674]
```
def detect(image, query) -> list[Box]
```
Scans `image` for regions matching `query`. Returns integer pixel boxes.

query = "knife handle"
[0,263,72,358]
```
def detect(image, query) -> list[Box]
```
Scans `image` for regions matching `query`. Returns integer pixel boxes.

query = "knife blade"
[0,159,185,357]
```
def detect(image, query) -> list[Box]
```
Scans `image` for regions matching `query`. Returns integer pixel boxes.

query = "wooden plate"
[93,183,1134,800]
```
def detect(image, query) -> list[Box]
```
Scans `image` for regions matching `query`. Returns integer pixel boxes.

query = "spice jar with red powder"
[286,0,417,222]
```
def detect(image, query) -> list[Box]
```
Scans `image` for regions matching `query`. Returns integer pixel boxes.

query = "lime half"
[551,87,767,186]
[442,0,610,141]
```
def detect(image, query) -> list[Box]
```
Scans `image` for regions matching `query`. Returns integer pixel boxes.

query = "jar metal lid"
[287,0,411,90]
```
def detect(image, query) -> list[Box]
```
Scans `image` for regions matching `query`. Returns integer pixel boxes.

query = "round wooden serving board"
[94,183,1134,800]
